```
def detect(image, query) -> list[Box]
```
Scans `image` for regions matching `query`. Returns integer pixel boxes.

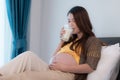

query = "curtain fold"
[6,0,31,59]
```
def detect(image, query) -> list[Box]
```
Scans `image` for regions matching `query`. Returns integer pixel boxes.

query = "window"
[0,0,12,67]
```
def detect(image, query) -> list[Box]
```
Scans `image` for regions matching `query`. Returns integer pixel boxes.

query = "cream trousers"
[0,51,74,80]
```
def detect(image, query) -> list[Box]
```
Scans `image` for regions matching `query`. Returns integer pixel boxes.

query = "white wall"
[29,0,120,63]
[29,0,42,57]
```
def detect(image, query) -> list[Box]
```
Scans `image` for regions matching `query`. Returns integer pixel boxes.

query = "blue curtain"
[6,0,31,59]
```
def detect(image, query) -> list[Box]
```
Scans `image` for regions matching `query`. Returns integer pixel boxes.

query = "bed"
[0,37,120,80]
[99,37,120,80]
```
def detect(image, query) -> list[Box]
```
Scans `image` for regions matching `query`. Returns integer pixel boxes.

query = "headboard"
[99,37,120,45]
[98,37,120,80]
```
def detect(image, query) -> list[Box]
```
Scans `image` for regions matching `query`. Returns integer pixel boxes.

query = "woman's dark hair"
[63,6,95,55]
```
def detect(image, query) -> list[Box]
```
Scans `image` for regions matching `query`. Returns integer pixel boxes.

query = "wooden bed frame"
[99,37,120,80]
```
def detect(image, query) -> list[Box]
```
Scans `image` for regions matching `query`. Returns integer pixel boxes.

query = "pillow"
[87,43,120,80]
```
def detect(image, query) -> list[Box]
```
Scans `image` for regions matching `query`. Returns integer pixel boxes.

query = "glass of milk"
[61,24,73,42]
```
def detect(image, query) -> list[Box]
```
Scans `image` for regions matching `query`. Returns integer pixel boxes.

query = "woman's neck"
[77,32,83,39]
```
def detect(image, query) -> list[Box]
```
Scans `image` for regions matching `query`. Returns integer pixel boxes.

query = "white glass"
[61,24,73,42]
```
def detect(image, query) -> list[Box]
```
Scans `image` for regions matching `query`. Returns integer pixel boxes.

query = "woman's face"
[67,13,80,35]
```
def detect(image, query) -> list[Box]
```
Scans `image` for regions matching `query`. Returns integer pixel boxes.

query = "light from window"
[0,0,12,67]
[0,0,5,67]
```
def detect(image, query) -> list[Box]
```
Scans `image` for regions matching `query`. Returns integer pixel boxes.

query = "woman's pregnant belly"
[49,53,77,65]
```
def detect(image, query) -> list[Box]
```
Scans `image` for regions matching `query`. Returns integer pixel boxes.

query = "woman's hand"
[49,62,68,72]
[60,27,66,40]
[49,62,93,73]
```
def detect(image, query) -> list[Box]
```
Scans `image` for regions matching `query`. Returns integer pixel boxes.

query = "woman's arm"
[52,40,64,56]
[49,62,93,73]
[52,27,65,56]
[63,64,93,73]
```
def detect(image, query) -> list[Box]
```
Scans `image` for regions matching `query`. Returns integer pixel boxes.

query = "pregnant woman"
[0,6,103,80]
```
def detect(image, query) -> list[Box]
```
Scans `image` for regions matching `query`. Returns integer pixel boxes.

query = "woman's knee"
[22,51,33,55]
[17,51,35,58]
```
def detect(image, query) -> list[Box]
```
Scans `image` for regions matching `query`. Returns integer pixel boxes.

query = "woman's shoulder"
[87,36,107,46]
[85,36,104,47]
[87,36,99,43]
